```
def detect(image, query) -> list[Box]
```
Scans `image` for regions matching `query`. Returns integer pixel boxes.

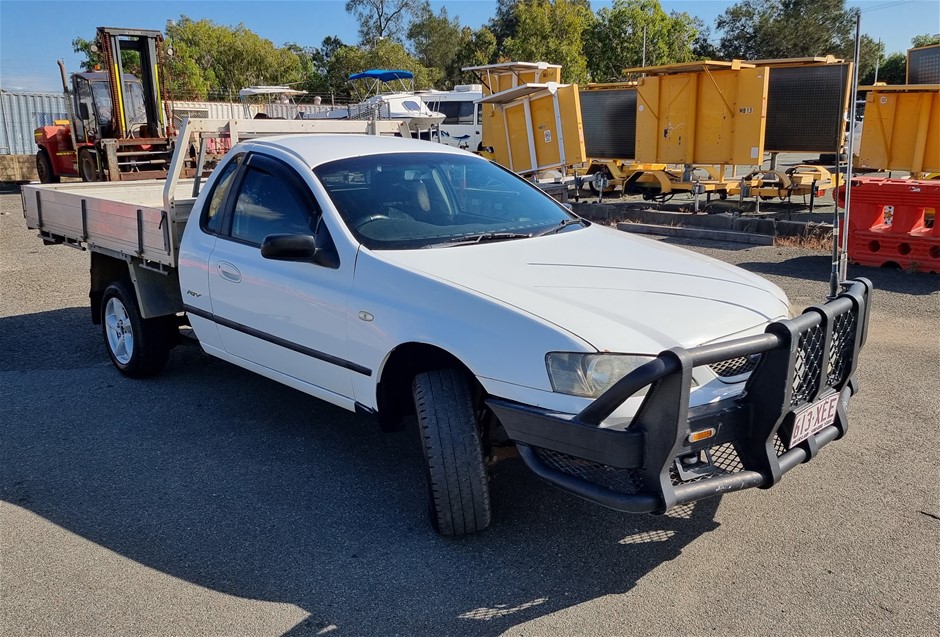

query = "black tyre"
[413,368,491,536]
[101,280,172,378]
[36,150,59,184]
[79,148,98,182]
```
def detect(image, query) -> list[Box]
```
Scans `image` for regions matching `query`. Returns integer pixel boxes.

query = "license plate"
[789,392,840,447]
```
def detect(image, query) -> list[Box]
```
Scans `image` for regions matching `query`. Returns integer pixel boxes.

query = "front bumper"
[486,278,872,514]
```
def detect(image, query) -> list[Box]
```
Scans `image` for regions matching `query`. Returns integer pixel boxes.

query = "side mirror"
[78,103,90,120]
[260,233,339,269]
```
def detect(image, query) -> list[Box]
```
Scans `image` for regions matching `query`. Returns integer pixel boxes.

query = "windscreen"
[314,152,576,250]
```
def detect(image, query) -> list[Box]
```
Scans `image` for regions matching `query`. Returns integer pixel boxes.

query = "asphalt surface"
[1,190,938,637]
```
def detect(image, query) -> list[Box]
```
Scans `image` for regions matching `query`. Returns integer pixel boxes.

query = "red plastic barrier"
[836,177,940,273]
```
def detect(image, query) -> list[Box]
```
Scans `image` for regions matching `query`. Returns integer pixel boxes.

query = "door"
[207,152,359,400]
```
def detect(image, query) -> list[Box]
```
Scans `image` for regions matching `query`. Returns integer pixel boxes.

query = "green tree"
[326,38,435,98]
[860,51,905,85]
[449,27,498,86]
[71,35,141,75]
[715,0,857,61]
[691,18,720,60]
[583,0,698,82]
[345,0,422,44]
[910,33,940,48]
[501,0,595,83]
[406,2,463,86]
[162,17,303,101]
[487,0,522,56]
[854,34,884,84]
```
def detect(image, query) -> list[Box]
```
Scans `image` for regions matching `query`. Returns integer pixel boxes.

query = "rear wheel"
[36,150,59,183]
[79,148,98,182]
[413,368,491,536]
[101,280,172,378]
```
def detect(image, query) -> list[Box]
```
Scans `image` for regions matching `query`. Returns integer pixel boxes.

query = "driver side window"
[229,156,321,246]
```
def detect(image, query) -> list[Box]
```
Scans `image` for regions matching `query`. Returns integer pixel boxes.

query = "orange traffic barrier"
[837,177,940,273]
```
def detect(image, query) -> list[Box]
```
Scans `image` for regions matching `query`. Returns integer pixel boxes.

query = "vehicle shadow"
[1,307,721,636]
[735,255,940,295]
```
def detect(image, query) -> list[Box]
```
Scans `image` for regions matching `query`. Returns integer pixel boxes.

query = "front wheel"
[413,368,491,536]
[36,150,59,183]
[101,280,172,378]
[79,148,98,182]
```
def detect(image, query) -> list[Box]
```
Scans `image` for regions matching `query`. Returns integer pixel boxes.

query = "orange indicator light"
[688,428,716,443]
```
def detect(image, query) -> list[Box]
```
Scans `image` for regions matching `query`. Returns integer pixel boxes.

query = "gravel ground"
[1,189,938,637]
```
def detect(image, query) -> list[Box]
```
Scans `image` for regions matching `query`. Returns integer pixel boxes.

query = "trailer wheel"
[36,150,59,184]
[101,281,172,378]
[588,169,615,195]
[79,149,98,182]
[413,368,491,536]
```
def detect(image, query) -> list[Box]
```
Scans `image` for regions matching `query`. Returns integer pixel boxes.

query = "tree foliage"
[70,0,926,106]
[345,0,422,44]
[860,51,905,85]
[583,0,698,82]
[911,33,940,49]
[72,36,142,76]
[715,0,856,61]
[406,2,463,86]
[501,0,595,83]
[326,38,435,98]
[166,17,303,100]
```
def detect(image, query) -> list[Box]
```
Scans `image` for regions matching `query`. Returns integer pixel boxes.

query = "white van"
[421,84,483,151]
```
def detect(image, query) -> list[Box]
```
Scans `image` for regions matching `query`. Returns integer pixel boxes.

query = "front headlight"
[545,352,656,398]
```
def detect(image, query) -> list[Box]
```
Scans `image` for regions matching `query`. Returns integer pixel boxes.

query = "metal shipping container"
[0,91,68,155]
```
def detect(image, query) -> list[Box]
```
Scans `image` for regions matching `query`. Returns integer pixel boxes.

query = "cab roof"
[247,134,472,168]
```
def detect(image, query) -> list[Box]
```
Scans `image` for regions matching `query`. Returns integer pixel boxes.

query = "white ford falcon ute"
[166,135,871,536]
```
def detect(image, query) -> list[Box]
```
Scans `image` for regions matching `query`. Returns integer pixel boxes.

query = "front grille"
[535,448,642,494]
[792,324,824,406]
[709,354,761,378]
[827,310,858,386]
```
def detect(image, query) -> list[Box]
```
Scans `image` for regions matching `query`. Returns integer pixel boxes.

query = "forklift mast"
[97,26,167,140]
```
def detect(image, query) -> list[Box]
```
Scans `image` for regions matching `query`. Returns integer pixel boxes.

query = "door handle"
[217,261,241,283]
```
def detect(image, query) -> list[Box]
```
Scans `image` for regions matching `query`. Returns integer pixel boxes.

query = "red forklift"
[34,26,174,183]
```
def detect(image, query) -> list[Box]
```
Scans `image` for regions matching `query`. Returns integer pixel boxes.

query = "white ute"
[23,118,872,536]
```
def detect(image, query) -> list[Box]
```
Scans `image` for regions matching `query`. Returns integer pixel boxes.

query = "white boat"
[299,70,445,134]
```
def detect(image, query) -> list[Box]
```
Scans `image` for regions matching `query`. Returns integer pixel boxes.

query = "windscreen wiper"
[535,218,586,236]
[431,232,533,247]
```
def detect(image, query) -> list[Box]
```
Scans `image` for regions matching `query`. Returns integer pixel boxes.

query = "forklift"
[34,26,173,183]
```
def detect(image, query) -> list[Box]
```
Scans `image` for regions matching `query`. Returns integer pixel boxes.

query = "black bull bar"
[486,278,873,514]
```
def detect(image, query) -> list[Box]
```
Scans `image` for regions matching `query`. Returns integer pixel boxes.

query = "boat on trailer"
[299,69,445,134]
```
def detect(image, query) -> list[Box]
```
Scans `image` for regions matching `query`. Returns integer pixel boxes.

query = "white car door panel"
[206,151,359,399]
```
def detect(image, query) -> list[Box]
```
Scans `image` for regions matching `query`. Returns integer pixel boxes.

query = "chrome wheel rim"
[104,297,134,365]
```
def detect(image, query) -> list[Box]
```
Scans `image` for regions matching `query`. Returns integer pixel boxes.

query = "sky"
[1,0,938,91]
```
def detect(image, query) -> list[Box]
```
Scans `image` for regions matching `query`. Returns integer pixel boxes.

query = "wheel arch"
[90,252,132,324]
[375,342,482,433]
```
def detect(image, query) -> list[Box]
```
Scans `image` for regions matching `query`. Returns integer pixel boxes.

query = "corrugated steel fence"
[0,91,68,155]
[0,91,256,155]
